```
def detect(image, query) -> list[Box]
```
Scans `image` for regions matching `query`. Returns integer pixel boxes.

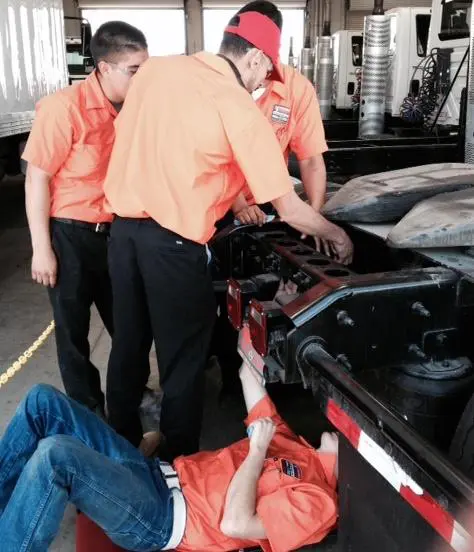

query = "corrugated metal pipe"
[358,3,390,137]
[465,4,474,163]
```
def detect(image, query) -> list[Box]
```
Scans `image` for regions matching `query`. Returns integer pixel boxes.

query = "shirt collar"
[193,51,244,85]
[84,70,109,110]
[267,63,287,99]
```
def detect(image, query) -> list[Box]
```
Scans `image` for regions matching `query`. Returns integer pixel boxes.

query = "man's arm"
[231,192,249,214]
[299,154,326,211]
[228,111,352,264]
[290,74,328,210]
[25,165,57,287]
[272,189,353,265]
[299,154,335,256]
[220,417,275,540]
[22,95,74,287]
[240,361,267,413]
[232,154,327,227]
[231,192,267,226]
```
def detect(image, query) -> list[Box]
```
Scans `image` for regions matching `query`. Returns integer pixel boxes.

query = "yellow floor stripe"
[0,321,55,389]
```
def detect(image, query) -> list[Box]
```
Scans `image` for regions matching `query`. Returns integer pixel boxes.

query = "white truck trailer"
[0,0,68,181]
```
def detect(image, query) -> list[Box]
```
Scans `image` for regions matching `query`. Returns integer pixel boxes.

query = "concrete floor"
[0,176,336,551]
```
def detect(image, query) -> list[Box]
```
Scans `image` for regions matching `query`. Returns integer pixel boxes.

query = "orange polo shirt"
[175,395,338,552]
[104,53,293,244]
[22,71,116,223]
[243,63,328,204]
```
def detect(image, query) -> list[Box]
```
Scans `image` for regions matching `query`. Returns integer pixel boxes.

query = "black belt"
[52,218,111,234]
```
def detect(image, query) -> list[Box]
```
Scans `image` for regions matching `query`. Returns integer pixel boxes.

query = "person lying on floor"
[0,362,338,552]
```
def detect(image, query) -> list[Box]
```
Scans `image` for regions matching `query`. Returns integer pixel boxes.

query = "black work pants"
[210,292,242,393]
[48,220,113,411]
[106,217,216,458]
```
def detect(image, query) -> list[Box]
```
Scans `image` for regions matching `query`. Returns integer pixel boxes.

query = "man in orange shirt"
[216,2,330,255]
[0,363,338,551]
[22,22,149,417]
[104,1,353,461]
[212,1,334,404]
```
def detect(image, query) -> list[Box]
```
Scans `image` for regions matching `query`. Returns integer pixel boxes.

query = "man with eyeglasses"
[22,21,149,419]
[104,0,353,462]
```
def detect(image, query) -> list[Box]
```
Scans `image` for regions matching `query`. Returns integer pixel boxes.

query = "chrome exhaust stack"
[358,0,390,137]
[316,0,333,120]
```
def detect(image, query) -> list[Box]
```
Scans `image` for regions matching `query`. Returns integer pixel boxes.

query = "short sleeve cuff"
[244,395,279,427]
[294,141,328,162]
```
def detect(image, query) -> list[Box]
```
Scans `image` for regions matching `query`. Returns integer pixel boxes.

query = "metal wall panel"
[78,0,184,8]
[80,0,303,7]
[346,10,370,30]
[201,0,305,7]
[349,0,431,9]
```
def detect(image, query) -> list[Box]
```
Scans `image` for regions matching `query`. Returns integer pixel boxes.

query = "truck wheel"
[449,391,474,478]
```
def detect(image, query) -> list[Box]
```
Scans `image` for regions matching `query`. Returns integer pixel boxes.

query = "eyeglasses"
[105,61,139,77]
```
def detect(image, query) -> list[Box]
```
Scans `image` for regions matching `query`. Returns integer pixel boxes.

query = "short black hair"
[90,21,147,67]
[219,1,283,57]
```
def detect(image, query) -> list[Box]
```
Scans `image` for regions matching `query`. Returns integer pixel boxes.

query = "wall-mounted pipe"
[358,13,390,137]
[300,43,315,83]
[372,0,384,15]
[316,36,333,119]
[322,0,331,36]
[465,4,474,163]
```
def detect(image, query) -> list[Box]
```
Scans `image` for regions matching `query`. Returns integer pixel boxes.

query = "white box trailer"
[0,0,68,180]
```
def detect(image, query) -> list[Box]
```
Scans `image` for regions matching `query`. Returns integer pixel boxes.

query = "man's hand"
[249,418,276,455]
[32,247,57,287]
[139,431,161,458]
[330,230,353,265]
[314,237,334,258]
[302,230,353,265]
[235,205,267,226]
[274,279,298,301]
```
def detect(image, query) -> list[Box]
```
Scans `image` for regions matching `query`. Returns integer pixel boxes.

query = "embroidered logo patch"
[271,105,290,124]
[280,459,302,479]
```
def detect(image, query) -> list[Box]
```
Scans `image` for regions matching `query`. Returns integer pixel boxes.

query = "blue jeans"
[0,384,174,552]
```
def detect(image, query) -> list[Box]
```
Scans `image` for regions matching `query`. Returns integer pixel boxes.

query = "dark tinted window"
[416,14,430,57]
[352,36,363,66]
[439,0,471,41]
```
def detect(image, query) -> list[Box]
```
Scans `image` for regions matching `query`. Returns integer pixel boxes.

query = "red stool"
[76,513,126,551]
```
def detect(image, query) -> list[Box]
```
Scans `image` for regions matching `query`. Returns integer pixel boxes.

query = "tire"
[449,391,474,479]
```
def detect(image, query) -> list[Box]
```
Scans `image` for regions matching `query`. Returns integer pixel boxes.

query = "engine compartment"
[211,221,474,454]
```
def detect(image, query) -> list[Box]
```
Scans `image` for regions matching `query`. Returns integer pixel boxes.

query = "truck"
[210,164,474,551]
[0,0,68,182]
[209,1,474,546]
[320,0,468,181]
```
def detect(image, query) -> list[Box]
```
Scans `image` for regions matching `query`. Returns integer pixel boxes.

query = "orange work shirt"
[175,395,338,552]
[22,71,116,223]
[243,63,328,204]
[104,53,293,244]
